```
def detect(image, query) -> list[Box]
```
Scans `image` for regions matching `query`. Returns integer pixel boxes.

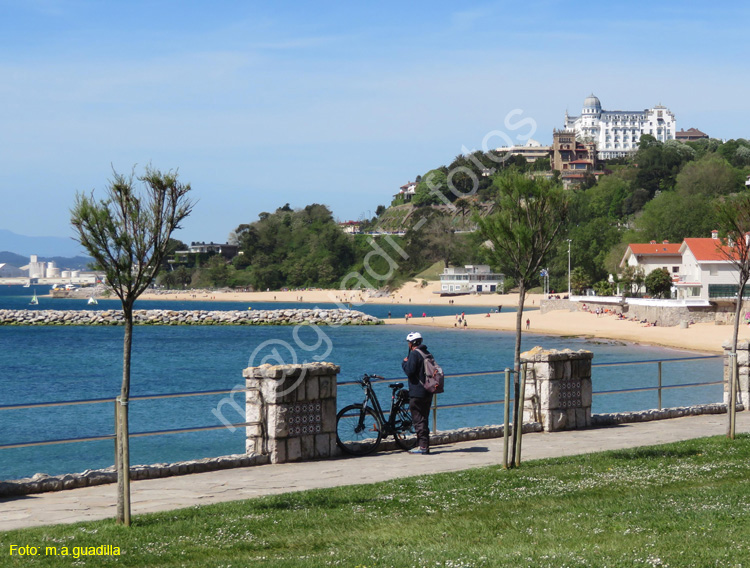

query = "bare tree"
[477,173,568,465]
[716,193,750,439]
[70,166,194,525]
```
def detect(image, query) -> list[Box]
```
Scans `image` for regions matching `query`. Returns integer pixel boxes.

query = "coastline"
[136,281,748,355]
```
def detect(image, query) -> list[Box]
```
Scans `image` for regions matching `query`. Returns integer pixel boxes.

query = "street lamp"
[567,239,572,297]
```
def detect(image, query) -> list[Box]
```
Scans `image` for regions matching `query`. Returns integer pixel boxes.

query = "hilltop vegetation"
[157,135,750,293]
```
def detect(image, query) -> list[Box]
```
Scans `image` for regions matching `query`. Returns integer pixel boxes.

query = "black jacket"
[402,344,431,398]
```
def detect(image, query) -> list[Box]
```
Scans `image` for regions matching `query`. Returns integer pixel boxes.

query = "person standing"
[402,331,433,455]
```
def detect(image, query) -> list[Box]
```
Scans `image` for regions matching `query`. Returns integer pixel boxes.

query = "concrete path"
[2,411,749,532]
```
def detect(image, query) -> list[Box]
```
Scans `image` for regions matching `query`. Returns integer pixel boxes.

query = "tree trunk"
[511,280,526,466]
[117,304,133,526]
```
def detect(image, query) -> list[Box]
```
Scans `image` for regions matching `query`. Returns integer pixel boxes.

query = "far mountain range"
[0,229,92,270]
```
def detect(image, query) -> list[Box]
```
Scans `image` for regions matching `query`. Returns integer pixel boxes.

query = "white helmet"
[406,332,422,342]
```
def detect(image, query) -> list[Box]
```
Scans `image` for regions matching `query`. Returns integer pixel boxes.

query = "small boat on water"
[87,295,98,305]
[29,290,39,305]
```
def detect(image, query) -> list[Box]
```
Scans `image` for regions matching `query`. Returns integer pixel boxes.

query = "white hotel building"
[564,94,676,160]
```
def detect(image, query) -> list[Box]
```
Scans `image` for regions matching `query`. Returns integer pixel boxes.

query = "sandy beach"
[138,281,747,354]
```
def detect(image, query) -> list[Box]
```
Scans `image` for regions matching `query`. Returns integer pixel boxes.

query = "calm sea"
[0,286,722,480]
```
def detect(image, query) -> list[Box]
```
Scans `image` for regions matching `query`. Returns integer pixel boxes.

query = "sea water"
[0,287,723,480]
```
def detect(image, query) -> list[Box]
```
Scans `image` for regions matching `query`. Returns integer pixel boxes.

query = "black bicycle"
[335,374,417,456]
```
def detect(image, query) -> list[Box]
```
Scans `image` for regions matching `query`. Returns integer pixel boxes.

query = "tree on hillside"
[477,172,568,466]
[404,208,465,270]
[716,192,750,438]
[412,168,449,206]
[675,154,741,197]
[633,135,694,198]
[70,166,193,525]
[634,191,719,244]
[233,204,356,290]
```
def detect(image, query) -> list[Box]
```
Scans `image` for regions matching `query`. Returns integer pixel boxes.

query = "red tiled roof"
[628,243,681,255]
[681,238,739,262]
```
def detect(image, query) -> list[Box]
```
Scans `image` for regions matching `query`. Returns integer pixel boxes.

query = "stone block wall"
[521,346,594,431]
[722,340,750,406]
[244,362,340,464]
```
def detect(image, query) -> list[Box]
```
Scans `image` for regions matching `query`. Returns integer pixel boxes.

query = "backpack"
[416,349,445,394]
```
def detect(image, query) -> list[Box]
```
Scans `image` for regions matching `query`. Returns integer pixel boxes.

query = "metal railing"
[0,355,725,454]
[0,388,257,451]
[340,354,724,432]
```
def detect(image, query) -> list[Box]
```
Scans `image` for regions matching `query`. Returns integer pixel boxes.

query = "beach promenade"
[3,411,749,532]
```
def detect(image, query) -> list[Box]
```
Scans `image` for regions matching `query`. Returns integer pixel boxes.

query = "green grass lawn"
[3,435,750,567]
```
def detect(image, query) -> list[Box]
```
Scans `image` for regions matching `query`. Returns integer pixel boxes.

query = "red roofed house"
[675,231,746,301]
[620,241,682,276]
[619,240,682,296]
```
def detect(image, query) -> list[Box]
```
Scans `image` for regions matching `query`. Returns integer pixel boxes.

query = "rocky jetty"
[0,308,381,326]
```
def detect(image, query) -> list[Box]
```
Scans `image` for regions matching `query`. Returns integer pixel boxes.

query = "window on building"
[672,266,679,273]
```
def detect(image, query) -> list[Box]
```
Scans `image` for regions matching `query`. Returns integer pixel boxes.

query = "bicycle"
[335,374,417,456]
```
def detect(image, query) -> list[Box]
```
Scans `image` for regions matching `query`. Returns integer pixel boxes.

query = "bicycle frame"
[359,375,405,435]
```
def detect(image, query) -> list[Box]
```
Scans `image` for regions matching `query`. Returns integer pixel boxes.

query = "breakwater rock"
[0,308,381,326]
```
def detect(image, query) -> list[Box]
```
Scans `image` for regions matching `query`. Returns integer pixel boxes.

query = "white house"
[674,232,743,302]
[395,181,418,202]
[619,241,682,278]
[495,138,552,163]
[439,265,504,295]
[564,94,677,160]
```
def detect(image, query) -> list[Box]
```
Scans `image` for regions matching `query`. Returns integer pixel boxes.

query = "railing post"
[658,361,662,410]
[503,368,511,469]
[513,364,527,467]
[432,394,438,434]
[114,399,120,475]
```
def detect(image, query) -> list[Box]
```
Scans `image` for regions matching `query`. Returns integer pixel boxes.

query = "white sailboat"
[29,289,39,306]
[87,294,98,305]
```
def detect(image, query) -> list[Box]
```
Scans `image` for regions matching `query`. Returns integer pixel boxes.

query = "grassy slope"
[3,435,750,567]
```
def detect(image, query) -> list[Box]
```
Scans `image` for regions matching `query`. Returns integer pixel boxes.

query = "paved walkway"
[3,411,749,532]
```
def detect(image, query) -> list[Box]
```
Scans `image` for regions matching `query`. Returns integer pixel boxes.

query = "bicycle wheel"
[336,404,383,456]
[392,402,418,451]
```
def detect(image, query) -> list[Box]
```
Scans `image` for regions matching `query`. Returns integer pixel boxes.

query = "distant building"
[550,129,604,189]
[171,242,239,266]
[27,255,46,279]
[395,181,418,202]
[564,94,676,160]
[439,265,504,295]
[338,221,361,234]
[495,138,551,163]
[551,130,597,172]
[0,263,24,278]
[675,128,708,142]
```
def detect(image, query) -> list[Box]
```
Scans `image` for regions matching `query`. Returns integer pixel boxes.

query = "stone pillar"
[722,340,750,407]
[521,347,593,431]
[244,362,340,464]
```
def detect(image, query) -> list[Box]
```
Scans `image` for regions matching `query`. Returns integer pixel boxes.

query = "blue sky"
[1,1,748,246]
